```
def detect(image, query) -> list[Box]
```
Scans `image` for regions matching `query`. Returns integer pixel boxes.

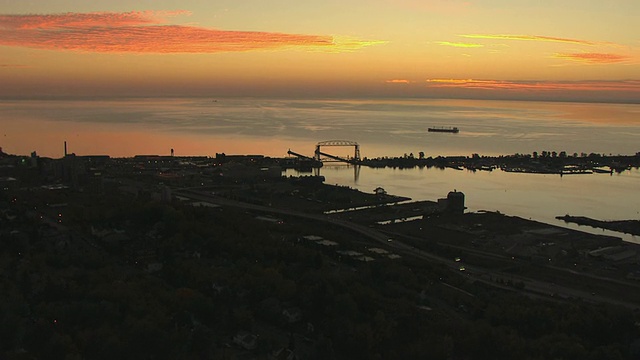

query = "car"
[387,238,393,242]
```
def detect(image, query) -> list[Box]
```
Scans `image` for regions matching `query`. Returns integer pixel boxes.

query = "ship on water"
[428,126,459,133]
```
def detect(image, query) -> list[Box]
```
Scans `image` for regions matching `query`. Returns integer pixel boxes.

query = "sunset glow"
[436,41,484,48]
[0,1,637,102]
[0,11,380,54]
[424,79,640,93]
[385,79,413,84]
[553,53,632,64]
[459,34,596,46]
[2,8,640,360]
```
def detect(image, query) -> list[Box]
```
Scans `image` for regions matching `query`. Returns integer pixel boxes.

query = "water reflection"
[3,98,640,159]
[288,165,640,244]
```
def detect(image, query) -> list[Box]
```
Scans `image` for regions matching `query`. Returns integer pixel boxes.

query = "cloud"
[385,79,413,84]
[436,41,483,48]
[426,78,503,90]
[554,52,631,64]
[425,79,640,92]
[0,10,189,30]
[460,34,595,46]
[0,11,381,53]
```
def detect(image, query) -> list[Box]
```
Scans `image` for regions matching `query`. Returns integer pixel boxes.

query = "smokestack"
[64,141,67,157]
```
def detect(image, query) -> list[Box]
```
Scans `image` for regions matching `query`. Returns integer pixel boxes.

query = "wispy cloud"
[460,34,595,46]
[436,41,483,48]
[553,52,631,64]
[456,34,637,65]
[425,79,640,92]
[0,11,382,53]
[0,10,189,29]
[426,78,502,90]
[385,79,413,84]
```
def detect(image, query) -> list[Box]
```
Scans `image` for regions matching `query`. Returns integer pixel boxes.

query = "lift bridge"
[287,140,361,180]
[288,140,361,164]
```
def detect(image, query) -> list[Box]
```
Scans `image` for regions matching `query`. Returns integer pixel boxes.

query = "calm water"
[299,165,640,243]
[2,97,640,158]
[2,97,639,241]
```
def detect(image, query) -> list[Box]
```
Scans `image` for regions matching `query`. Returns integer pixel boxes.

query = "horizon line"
[0,94,638,106]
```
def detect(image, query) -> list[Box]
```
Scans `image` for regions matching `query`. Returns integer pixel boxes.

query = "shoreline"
[556,215,640,236]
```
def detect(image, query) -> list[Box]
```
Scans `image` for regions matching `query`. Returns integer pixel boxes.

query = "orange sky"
[0,1,638,102]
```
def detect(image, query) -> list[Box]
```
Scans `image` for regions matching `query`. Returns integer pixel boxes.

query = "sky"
[0,0,639,102]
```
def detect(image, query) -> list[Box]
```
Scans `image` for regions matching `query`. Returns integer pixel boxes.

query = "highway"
[175,189,640,310]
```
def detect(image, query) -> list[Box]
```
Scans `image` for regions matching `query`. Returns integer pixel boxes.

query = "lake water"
[2,97,639,241]
[298,165,640,243]
[2,97,640,158]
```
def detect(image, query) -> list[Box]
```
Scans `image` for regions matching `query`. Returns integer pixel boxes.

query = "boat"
[428,126,459,133]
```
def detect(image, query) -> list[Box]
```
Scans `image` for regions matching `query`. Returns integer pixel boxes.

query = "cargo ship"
[428,126,459,133]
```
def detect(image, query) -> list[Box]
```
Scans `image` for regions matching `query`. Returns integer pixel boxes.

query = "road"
[176,189,640,310]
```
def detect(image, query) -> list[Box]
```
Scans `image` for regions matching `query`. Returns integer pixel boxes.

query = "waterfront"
[290,164,640,243]
[2,97,639,241]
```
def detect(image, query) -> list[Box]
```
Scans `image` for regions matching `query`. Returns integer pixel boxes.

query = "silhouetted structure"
[314,140,360,162]
[447,190,465,214]
[438,190,465,215]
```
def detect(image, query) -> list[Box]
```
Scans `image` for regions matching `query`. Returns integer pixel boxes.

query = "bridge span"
[315,150,360,165]
[314,140,360,163]
[286,149,315,161]
[287,140,362,166]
